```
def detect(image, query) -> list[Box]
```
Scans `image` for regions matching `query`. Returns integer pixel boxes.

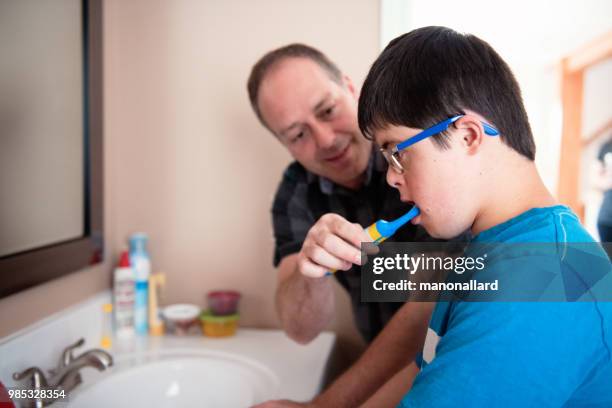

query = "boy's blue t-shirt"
[399,206,612,407]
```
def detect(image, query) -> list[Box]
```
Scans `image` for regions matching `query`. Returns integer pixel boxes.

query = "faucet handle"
[13,367,50,408]
[13,367,49,388]
[59,338,85,368]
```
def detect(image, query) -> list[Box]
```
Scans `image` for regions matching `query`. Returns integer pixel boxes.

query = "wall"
[1,0,380,359]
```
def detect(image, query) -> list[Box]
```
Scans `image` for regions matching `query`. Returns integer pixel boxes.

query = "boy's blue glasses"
[381,114,500,174]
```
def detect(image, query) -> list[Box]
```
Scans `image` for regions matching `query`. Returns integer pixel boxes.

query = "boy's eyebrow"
[376,134,389,149]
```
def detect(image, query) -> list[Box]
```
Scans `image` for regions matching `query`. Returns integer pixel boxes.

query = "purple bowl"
[207,290,241,316]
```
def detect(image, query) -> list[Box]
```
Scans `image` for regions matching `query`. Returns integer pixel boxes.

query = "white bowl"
[162,304,201,334]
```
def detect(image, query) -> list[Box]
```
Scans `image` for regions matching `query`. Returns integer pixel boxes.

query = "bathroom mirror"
[0,0,103,298]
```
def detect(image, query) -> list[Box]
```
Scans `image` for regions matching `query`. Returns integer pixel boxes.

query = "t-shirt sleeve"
[398,301,607,407]
[271,169,315,267]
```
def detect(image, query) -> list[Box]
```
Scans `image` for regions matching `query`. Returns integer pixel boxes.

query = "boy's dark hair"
[358,26,535,160]
[247,44,343,129]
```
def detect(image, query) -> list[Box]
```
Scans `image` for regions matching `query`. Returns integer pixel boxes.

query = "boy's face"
[375,123,480,239]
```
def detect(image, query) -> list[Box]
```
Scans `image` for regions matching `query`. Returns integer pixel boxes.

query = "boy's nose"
[386,166,404,190]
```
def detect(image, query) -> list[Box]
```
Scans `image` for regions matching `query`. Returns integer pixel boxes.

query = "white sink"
[1,294,335,406]
[68,350,279,407]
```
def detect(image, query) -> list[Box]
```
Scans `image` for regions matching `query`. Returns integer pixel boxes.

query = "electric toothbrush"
[326,206,420,276]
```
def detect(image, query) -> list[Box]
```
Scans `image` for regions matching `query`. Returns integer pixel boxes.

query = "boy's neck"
[471,156,557,236]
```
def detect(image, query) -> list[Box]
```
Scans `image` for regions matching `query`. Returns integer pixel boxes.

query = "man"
[596,137,612,254]
[356,26,612,406]
[247,45,439,406]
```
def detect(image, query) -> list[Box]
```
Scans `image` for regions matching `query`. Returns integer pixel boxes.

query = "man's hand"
[251,399,315,408]
[297,213,373,278]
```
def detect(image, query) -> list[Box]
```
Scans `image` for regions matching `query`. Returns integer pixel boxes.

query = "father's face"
[257,57,372,189]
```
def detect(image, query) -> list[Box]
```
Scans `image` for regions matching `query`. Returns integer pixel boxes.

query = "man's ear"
[343,74,357,99]
[454,114,485,154]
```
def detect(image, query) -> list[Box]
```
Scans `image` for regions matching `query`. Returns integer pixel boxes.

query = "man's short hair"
[247,44,343,129]
[358,26,536,160]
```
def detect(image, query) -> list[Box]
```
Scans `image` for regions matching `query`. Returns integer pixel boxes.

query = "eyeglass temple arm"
[394,115,499,153]
[394,116,461,151]
[482,122,499,136]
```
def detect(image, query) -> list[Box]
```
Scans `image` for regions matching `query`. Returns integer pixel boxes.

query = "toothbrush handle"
[325,206,419,276]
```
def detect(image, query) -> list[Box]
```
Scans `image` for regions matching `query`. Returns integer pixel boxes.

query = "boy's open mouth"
[403,201,421,225]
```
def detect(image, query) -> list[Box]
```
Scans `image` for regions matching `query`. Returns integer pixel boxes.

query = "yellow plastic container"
[200,311,239,337]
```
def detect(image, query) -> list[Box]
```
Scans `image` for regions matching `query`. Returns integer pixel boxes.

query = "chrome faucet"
[12,338,113,407]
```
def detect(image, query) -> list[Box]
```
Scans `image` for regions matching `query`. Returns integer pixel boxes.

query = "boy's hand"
[297,213,372,278]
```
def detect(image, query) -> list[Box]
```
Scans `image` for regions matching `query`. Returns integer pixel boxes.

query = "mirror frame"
[0,0,104,298]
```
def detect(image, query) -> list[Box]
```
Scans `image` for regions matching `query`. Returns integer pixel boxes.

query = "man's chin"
[316,161,359,182]
[327,174,363,189]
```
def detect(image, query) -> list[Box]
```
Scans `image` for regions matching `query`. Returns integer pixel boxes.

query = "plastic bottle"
[113,249,135,338]
[148,273,166,336]
[130,233,151,335]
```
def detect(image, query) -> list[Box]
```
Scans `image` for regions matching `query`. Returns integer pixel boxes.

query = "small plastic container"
[162,304,200,335]
[207,290,241,316]
[200,310,239,337]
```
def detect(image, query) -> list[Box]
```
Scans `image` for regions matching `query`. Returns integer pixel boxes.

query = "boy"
[358,26,612,407]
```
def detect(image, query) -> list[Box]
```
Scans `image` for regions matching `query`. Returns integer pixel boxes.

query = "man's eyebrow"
[313,93,333,112]
[279,93,333,136]
[279,122,299,136]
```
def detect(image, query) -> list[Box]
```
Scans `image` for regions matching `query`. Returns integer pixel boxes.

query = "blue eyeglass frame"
[390,114,499,156]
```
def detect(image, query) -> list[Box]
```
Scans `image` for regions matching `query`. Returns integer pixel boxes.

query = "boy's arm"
[311,302,434,407]
[253,302,433,408]
[360,362,420,408]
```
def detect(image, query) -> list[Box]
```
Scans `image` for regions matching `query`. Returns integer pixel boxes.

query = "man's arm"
[275,213,373,344]
[275,254,335,344]
[311,301,434,407]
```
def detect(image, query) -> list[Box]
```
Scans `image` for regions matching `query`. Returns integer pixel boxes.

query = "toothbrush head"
[375,206,420,238]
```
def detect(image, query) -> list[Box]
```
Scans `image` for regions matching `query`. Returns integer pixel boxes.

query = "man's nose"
[312,122,336,150]
[386,166,404,190]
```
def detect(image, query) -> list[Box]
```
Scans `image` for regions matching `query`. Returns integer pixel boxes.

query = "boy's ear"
[454,114,485,154]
